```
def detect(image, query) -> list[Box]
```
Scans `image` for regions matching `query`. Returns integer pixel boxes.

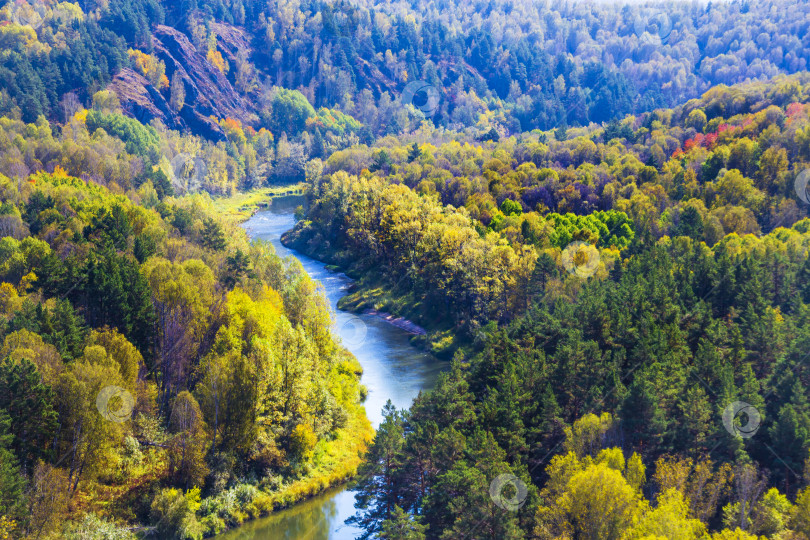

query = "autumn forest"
[2,0,810,539]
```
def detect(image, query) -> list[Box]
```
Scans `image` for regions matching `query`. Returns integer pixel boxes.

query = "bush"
[149,487,204,540]
[63,513,136,540]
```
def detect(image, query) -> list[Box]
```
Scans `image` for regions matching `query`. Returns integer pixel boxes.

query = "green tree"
[0,357,57,470]
[0,409,26,527]
[380,505,427,540]
[349,401,407,540]
[201,218,226,251]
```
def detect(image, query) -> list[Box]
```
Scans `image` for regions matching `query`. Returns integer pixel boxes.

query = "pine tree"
[380,506,427,540]
[0,409,27,526]
[201,218,227,251]
[348,401,407,540]
[619,373,667,457]
[0,358,57,471]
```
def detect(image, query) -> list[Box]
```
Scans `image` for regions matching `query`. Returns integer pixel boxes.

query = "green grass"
[212,184,306,221]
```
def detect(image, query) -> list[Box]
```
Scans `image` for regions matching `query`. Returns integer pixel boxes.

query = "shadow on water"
[218,195,446,539]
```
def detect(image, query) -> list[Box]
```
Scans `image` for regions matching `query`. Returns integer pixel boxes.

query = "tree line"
[0,169,371,538]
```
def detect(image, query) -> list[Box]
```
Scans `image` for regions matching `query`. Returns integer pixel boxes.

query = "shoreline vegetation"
[193,187,375,538]
[282,225,460,358]
[0,172,373,540]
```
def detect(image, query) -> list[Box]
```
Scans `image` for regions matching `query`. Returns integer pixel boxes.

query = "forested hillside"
[3,0,810,539]
[282,74,810,537]
[2,0,810,142]
[286,74,810,350]
[0,169,371,538]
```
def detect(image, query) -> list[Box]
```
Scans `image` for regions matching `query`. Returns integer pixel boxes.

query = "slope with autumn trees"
[0,167,372,539]
[277,74,810,538]
[285,73,810,352]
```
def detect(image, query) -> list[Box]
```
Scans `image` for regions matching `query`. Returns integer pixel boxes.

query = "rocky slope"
[112,23,258,141]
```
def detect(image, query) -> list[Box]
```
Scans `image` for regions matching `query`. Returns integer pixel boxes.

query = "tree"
[349,401,407,540]
[149,487,204,540]
[0,357,57,471]
[201,218,226,251]
[547,461,643,540]
[0,410,26,528]
[380,505,427,540]
[619,373,667,457]
[269,88,316,135]
[223,249,254,287]
[167,391,209,489]
[407,142,422,162]
[170,72,185,112]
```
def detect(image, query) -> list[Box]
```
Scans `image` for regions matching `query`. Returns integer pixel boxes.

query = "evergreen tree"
[349,401,407,540]
[0,358,57,471]
[201,218,227,251]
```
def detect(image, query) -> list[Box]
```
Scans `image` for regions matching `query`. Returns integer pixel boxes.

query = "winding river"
[219,196,445,539]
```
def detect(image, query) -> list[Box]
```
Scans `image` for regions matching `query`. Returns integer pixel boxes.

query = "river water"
[219,197,444,539]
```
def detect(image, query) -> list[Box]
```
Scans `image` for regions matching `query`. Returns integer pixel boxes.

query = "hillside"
[2,0,810,143]
[284,73,810,538]
[2,0,810,539]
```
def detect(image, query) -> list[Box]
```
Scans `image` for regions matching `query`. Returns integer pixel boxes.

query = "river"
[218,196,445,539]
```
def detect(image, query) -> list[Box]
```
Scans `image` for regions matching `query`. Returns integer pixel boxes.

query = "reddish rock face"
[109,23,258,141]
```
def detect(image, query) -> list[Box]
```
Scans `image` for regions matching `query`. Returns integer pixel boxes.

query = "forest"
[2,0,810,138]
[282,74,810,537]
[0,169,372,538]
[2,0,810,538]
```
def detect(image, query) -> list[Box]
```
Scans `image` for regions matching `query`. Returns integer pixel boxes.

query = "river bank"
[211,197,445,539]
[281,221,464,359]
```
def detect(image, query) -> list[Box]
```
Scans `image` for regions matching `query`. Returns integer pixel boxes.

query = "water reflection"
[219,196,445,539]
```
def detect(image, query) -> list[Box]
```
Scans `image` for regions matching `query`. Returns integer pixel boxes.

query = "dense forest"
[0,169,372,538]
[3,0,810,538]
[286,74,810,350]
[282,74,810,537]
[2,0,810,139]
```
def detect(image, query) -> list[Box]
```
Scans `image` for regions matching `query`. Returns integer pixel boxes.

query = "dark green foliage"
[171,207,193,234]
[0,358,57,470]
[201,218,227,251]
[39,250,156,361]
[0,409,27,524]
[407,142,422,162]
[134,233,157,263]
[223,249,254,288]
[349,401,407,540]
[150,169,175,200]
[350,233,810,536]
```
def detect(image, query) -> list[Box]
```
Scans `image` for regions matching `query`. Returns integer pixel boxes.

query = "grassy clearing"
[212,183,306,221]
